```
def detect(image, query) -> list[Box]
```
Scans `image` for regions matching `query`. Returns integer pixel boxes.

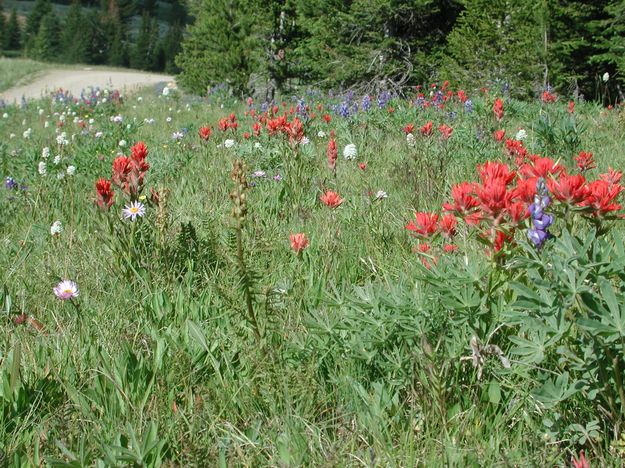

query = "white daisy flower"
[122,201,146,221]
[53,280,79,300]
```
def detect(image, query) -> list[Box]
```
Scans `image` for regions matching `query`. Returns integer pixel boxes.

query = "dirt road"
[0,68,174,103]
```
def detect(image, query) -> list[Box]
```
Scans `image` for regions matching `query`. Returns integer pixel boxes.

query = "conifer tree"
[30,10,61,60]
[0,1,6,51]
[162,21,183,73]
[441,0,543,97]
[62,0,90,63]
[5,9,21,50]
[176,0,259,94]
[24,0,53,52]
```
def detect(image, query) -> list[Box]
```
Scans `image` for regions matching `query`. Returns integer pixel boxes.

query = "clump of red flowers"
[199,126,212,141]
[493,98,504,121]
[406,153,624,261]
[95,141,151,208]
[320,190,344,208]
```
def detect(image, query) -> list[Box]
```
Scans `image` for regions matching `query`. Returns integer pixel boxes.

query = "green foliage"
[29,10,61,61]
[440,0,545,97]
[4,9,21,51]
[176,0,260,94]
[130,12,161,71]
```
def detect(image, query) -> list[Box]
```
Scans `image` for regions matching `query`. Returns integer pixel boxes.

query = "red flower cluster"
[95,178,114,210]
[406,155,624,259]
[327,139,337,172]
[493,98,504,121]
[199,126,212,141]
[218,113,237,131]
[575,151,596,172]
[438,124,453,139]
[541,91,557,103]
[110,141,150,199]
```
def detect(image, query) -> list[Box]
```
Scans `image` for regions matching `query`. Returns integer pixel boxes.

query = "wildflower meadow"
[2,82,625,466]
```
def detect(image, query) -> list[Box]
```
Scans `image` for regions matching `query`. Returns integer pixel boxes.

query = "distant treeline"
[0,0,186,73]
[176,0,625,101]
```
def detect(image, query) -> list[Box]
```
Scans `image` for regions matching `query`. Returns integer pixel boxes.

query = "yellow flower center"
[63,289,73,294]
[130,207,139,214]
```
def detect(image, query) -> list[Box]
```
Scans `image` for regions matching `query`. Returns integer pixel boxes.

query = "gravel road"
[0,68,174,103]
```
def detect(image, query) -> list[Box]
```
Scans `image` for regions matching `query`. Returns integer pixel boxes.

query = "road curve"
[0,68,174,103]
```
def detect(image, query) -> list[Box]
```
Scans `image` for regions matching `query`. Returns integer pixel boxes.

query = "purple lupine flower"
[361,95,371,111]
[5,176,17,190]
[527,179,553,249]
[464,99,473,113]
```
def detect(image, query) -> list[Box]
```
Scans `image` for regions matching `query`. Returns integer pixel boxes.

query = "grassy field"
[0,58,53,93]
[1,84,625,466]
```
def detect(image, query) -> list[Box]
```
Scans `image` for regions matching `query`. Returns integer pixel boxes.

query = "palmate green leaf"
[509,281,551,310]
[532,372,582,408]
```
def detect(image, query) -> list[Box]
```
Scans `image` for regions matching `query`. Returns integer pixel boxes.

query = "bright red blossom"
[406,212,439,237]
[290,233,309,254]
[320,190,344,208]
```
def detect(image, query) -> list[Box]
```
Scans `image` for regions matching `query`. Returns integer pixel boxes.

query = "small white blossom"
[603,72,610,83]
[95,131,103,138]
[23,128,32,139]
[9,133,15,139]
[57,172,65,180]
[2,113,8,119]
[172,131,184,140]
[38,109,44,116]
[300,136,310,145]
[118,140,127,147]
[42,147,50,159]
[66,165,76,176]
[112,115,123,123]
[515,129,527,141]
[38,161,47,175]
[317,130,327,138]
[44,121,50,128]
[406,133,416,147]
[53,155,61,165]
[343,143,357,160]
[50,220,63,236]
[375,190,388,200]
[224,139,235,148]
[166,116,172,123]
[254,142,262,149]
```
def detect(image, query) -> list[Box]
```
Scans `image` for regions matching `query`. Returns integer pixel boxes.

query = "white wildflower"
[50,221,63,236]
[66,165,76,176]
[343,143,357,160]
[38,161,47,175]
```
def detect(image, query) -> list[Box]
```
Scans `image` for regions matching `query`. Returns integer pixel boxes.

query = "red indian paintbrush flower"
[575,151,596,172]
[493,129,506,142]
[320,190,344,208]
[420,121,433,136]
[403,123,415,134]
[475,178,513,219]
[493,98,504,121]
[438,214,457,238]
[438,124,453,139]
[443,182,479,215]
[579,180,623,216]
[599,167,623,186]
[547,173,589,204]
[95,178,114,210]
[199,126,212,140]
[406,212,439,237]
[327,139,338,172]
[289,233,309,254]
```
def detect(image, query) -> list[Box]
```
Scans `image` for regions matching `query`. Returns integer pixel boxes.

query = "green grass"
[0,86,624,466]
[0,58,53,92]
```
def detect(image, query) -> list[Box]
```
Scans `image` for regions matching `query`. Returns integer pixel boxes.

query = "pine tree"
[30,11,61,60]
[546,0,609,99]
[162,21,183,73]
[24,0,53,52]
[441,0,544,97]
[61,1,90,63]
[0,1,6,51]
[176,0,259,94]
[5,9,21,50]
[131,12,159,70]
[295,0,461,91]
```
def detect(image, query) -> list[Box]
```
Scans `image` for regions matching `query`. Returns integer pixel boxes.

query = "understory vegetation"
[1,83,625,465]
